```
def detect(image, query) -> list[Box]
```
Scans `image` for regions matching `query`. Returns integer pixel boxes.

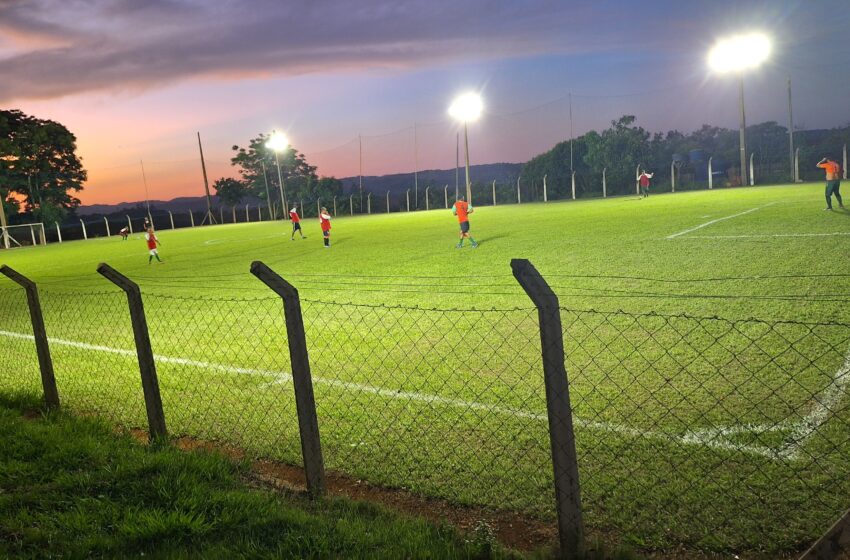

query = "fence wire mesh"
[0,287,40,397]
[561,308,850,551]
[143,294,301,461]
[0,283,849,555]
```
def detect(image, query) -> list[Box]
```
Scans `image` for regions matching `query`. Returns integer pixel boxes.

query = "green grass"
[0,393,515,559]
[1,183,849,557]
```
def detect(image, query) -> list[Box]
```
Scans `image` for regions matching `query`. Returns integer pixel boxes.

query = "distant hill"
[338,162,522,195]
[78,163,523,215]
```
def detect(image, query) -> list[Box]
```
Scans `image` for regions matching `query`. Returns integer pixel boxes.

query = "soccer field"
[1,183,849,556]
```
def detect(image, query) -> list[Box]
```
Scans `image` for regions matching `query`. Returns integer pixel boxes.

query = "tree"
[0,109,86,223]
[230,133,318,206]
[584,116,651,195]
[213,177,248,208]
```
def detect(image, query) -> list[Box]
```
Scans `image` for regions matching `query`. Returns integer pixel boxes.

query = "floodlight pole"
[274,150,287,219]
[461,123,473,204]
[738,75,747,187]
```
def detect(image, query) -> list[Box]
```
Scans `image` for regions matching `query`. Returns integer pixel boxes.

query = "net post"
[511,258,584,558]
[96,263,167,440]
[0,265,60,409]
[250,260,326,498]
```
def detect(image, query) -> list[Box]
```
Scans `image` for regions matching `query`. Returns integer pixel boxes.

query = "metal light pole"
[738,75,747,186]
[265,131,290,219]
[449,93,483,204]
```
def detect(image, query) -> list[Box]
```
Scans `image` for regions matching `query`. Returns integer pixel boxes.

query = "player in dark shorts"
[452,195,477,248]
[289,206,306,240]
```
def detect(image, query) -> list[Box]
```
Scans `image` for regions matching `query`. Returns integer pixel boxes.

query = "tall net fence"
[0,282,848,555]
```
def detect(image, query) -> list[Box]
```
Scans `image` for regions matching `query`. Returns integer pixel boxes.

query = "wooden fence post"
[96,263,167,440]
[0,265,60,408]
[511,258,584,558]
[250,261,326,498]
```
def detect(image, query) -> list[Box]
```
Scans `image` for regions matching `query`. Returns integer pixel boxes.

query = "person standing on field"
[145,227,163,264]
[319,207,332,248]
[638,170,654,198]
[452,195,478,248]
[289,206,305,240]
[119,226,129,240]
[817,157,844,210]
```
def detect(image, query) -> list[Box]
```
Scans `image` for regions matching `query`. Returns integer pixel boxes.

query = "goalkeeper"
[452,195,478,248]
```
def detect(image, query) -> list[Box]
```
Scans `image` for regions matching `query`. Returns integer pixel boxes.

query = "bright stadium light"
[264,131,289,153]
[448,92,483,203]
[265,130,290,216]
[708,32,771,74]
[448,92,483,123]
[708,32,771,186]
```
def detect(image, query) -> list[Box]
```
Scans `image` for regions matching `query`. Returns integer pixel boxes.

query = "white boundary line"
[678,232,850,239]
[3,329,847,461]
[665,203,778,239]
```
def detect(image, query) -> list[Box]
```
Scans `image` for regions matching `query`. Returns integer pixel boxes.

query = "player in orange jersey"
[452,195,477,248]
[817,157,844,211]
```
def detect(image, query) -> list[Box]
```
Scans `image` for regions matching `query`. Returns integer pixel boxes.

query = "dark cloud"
[0,0,636,101]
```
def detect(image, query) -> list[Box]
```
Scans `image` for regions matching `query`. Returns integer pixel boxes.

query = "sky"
[2,0,850,205]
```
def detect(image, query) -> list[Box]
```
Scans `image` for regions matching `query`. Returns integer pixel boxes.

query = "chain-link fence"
[0,264,848,557]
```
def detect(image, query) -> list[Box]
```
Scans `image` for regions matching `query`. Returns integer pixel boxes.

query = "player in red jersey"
[638,170,654,198]
[290,206,306,240]
[145,227,163,264]
[319,207,332,248]
[452,195,477,248]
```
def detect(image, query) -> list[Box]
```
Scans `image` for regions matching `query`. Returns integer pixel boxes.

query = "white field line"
[4,328,845,461]
[777,351,850,461]
[665,203,778,239]
[682,232,850,239]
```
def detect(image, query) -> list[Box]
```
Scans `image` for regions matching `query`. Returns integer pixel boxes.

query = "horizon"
[3,0,850,205]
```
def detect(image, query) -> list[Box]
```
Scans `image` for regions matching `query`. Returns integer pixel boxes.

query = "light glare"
[448,92,483,123]
[708,33,771,73]
[264,131,289,152]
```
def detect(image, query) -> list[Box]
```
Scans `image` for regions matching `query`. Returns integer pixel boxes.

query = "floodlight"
[265,131,289,152]
[708,32,771,73]
[448,92,483,123]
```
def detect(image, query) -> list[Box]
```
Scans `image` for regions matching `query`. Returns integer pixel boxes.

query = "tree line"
[520,115,850,199]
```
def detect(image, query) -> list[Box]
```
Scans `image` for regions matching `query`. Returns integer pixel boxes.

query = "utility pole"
[359,134,363,213]
[738,76,748,187]
[787,77,795,182]
[140,160,152,224]
[197,132,215,225]
[414,123,419,211]
[261,160,272,219]
[569,92,574,174]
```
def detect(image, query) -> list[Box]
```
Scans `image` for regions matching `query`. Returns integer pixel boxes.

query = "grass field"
[0,394,517,559]
[1,182,849,557]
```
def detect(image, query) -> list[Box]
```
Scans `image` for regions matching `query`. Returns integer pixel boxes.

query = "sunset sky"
[2,0,849,205]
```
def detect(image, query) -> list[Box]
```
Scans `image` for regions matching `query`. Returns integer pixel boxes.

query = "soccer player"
[452,195,477,248]
[817,157,844,210]
[319,207,332,248]
[119,226,129,240]
[289,206,306,240]
[145,227,163,264]
[638,169,654,198]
